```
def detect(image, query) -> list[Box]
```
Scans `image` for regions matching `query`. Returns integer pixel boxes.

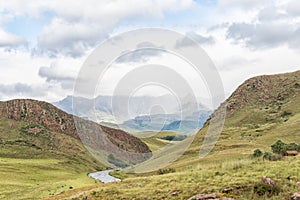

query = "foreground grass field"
[48,156,300,200]
[0,157,102,200]
[48,71,300,199]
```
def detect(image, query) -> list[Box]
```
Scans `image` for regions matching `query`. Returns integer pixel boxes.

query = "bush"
[281,110,292,117]
[161,135,187,141]
[253,182,281,197]
[286,142,300,151]
[253,149,263,157]
[271,140,287,155]
[263,152,282,161]
[158,168,175,175]
[271,140,300,155]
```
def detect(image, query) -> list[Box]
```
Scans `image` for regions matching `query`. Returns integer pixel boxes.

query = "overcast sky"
[0,0,300,103]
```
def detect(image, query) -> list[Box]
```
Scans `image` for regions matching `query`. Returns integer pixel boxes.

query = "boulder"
[187,193,217,200]
[262,176,276,187]
[291,192,300,200]
[186,193,234,200]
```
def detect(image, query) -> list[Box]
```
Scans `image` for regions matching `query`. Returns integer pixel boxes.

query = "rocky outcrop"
[186,193,234,200]
[0,99,152,164]
[292,192,300,200]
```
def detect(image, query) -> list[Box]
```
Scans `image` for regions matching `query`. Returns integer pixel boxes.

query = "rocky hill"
[187,70,300,160]
[0,99,152,167]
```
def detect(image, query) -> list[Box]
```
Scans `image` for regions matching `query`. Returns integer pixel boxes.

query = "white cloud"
[35,0,194,57]
[287,0,300,16]
[0,28,26,47]
[0,0,300,104]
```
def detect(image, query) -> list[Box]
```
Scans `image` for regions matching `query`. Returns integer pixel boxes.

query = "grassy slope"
[0,117,105,200]
[49,70,300,199]
[0,99,152,199]
[137,131,184,151]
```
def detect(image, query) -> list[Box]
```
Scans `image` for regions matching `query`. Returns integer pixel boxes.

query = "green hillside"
[0,99,152,200]
[50,70,300,200]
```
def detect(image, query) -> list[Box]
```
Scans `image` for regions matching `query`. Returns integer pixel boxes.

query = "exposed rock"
[222,187,234,194]
[291,192,300,200]
[170,190,182,196]
[186,193,234,200]
[262,176,276,187]
[0,99,152,164]
[187,193,217,200]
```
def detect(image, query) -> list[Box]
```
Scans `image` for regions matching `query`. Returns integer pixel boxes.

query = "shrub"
[158,168,175,175]
[253,182,281,197]
[263,152,282,161]
[271,140,287,155]
[161,135,187,141]
[281,110,292,117]
[286,142,300,151]
[253,149,263,157]
[271,140,300,155]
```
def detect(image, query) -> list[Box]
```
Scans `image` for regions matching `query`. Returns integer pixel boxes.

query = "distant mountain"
[54,95,212,134]
[0,99,152,167]
[123,111,211,134]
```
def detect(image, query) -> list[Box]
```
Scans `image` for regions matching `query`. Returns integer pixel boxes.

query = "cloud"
[0,28,26,47]
[32,0,194,57]
[38,62,77,89]
[36,18,109,58]
[227,22,293,49]
[218,0,269,10]
[116,49,163,63]
[0,83,46,98]
[175,31,215,48]
[226,2,300,50]
[287,0,300,16]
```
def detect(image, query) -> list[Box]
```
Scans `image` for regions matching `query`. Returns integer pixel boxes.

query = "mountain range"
[0,99,152,168]
[1,70,299,199]
[53,95,212,134]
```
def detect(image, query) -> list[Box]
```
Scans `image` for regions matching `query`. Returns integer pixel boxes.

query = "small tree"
[286,142,300,151]
[271,140,287,155]
[253,149,263,157]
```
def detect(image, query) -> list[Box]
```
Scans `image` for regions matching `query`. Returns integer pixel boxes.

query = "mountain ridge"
[0,99,152,166]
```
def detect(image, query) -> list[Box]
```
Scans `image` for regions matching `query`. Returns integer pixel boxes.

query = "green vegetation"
[263,152,282,161]
[49,70,300,200]
[0,118,104,199]
[253,149,263,157]
[49,157,300,200]
[157,168,175,175]
[107,154,129,168]
[271,140,300,155]
[253,140,300,161]
[161,135,187,141]
[253,182,281,197]
[2,70,300,199]
[0,157,100,200]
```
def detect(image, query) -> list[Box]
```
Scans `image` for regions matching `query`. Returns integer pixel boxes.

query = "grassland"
[1,71,300,199]
[48,156,300,200]
[0,118,105,200]
[0,157,101,200]
[48,70,300,199]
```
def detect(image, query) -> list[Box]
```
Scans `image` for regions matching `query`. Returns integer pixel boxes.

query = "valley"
[0,70,299,199]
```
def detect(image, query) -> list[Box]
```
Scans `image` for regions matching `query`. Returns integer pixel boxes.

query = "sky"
[0,0,300,104]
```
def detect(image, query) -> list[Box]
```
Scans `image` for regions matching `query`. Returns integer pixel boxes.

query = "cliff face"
[0,99,78,138]
[0,99,152,165]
